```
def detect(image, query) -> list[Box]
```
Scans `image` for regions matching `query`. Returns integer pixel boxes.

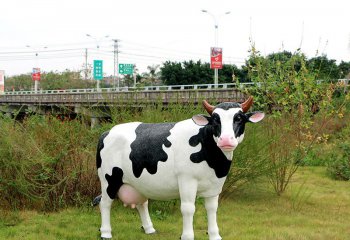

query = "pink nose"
[217,135,236,149]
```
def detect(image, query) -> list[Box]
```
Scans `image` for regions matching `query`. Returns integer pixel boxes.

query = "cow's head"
[192,96,264,152]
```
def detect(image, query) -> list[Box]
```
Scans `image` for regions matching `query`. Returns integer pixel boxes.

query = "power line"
[0,39,248,77]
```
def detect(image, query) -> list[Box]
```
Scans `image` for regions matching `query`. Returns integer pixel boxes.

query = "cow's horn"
[241,96,254,112]
[202,100,215,115]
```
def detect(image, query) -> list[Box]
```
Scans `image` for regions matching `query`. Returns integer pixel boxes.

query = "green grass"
[0,167,349,240]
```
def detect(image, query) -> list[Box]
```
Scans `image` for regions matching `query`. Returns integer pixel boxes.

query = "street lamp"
[26,45,48,92]
[86,34,110,91]
[201,10,230,86]
[86,34,110,49]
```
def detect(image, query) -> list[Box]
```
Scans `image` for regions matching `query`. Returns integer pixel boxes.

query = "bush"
[327,142,350,181]
[221,123,272,199]
[0,115,100,211]
[241,46,349,195]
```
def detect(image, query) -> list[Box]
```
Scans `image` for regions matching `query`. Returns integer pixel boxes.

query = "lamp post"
[26,45,47,92]
[86,34,110,91]
[86,34,110,49]
[113,39,120,90]
[201,10,230,86]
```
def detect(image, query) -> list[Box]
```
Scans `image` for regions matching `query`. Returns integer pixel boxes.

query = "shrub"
[327,122,350,180]
[241,45,349,195]
[327,142,350,181]
[221,123,272,199]
[0,115,100,211]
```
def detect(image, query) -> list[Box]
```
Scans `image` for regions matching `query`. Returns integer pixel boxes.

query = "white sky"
[0,0,349,77]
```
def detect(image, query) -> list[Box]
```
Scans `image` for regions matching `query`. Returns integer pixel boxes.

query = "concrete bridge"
[0,83,246,126]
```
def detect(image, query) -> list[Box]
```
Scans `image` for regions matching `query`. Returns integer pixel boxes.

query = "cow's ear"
[246,112,265,123]
[192,115,210,126]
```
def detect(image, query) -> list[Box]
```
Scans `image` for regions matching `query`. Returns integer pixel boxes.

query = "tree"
[40,70,94,90]
[245,47,344,195]
[160,60,245,85]
[338,61,350,78]
[5,70,95,91]
[4,74,32,91]
[267,51,293,63]
[160,61,184,85]
[146,64,161,85]
[307,55,340,81]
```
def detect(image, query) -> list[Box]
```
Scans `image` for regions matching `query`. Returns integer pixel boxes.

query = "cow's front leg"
[136,200,156,234]
[205,195,222,240]
[99,193,114,239]
[179,178,198,240]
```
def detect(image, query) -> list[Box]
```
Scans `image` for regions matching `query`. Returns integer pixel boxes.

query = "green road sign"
[93,60,103,80]
[119,63,134,75]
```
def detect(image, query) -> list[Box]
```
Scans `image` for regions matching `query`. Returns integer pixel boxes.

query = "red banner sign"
[210,47,223,69]
[32,68,41,81]
[0,70,4,94]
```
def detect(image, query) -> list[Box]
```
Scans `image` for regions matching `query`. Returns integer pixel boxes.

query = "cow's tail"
[92,195,102,207]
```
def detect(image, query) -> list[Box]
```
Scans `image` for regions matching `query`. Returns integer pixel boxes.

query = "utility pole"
[85,48,88,81]
[113,39,120,90]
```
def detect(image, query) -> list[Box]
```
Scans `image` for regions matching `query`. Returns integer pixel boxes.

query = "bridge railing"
[2,79,349,96]
[0,88,247,105]
[3,83,256,95]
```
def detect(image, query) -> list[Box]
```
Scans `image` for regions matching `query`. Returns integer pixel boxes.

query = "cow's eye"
[211,114,221,125]
[234,115,242,122]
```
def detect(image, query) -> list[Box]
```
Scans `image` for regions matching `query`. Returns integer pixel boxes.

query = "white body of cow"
[96,98,264,240]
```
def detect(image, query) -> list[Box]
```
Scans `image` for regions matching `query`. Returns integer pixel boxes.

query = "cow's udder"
[117,184,147,208]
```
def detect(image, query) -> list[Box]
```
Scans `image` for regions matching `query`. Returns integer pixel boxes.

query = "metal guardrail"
[2,79,349,96]
[0,88,247,105]
[3,83,255,95]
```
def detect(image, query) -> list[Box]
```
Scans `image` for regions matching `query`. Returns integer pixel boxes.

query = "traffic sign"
[119,63,134,75]
[210,47,223,69]
[0,70,4,94]
[93,60,103,80]
[32,68,41,81]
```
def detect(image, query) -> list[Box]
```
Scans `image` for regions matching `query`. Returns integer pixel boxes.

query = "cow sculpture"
[94,96,264,240]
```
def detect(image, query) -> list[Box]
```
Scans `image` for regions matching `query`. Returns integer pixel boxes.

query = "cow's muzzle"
[217,135,237,151]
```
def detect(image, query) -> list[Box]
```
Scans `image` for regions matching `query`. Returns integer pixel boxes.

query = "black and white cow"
[94,96,264,240]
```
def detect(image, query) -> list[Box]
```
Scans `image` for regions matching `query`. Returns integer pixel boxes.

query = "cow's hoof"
[100,233,112,239]
[141,226,156,234]
[180,235,194,240]
[208,235,222,240]
[146,229,156,234]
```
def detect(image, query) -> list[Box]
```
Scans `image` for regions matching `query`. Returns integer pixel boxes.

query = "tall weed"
[243,46,349,195]
[0,115,99,211]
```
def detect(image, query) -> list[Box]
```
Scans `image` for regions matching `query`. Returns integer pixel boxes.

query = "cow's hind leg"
[99,167,124,239]
[205,195,222,240]
[136,201,156,234]
[99,193,114,239]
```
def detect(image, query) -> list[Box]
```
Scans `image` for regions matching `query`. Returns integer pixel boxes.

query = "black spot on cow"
[215,102,241,111]
[105,167,124,199]
[189,124,232,178]
[129,123,175,178]
[210,113,222,138]
[233,111,249,138]
[96,131,110,169]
